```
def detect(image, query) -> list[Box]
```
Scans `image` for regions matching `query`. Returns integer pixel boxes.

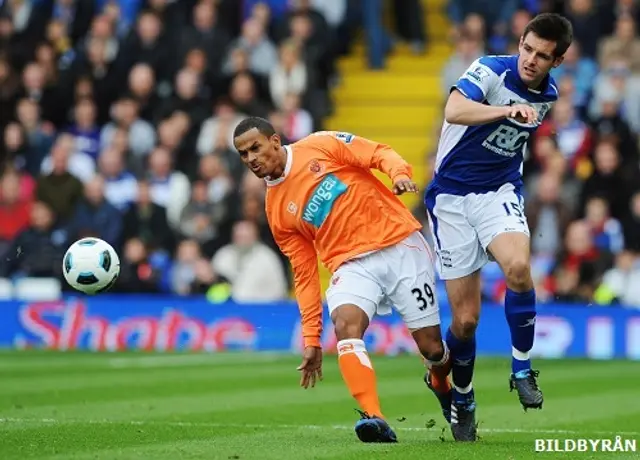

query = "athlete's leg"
[445,270,481,388]
[425,190,483,441]
[488,231,543,409]
[326,263,398,443]
[478,184,542,410]
[331,303,383,418]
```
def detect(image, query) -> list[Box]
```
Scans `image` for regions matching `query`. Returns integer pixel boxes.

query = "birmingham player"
[424,14,573,441]
[233,117,451,443]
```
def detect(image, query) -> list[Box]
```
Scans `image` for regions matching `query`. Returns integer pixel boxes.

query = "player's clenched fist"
[392,176,419,195]
[506,104,537,124]
[297,346,323,389]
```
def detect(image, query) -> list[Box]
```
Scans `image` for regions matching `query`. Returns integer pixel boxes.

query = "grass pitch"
[0,351,638,459]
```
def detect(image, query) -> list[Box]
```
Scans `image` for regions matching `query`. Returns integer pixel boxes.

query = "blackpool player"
[424,13,573,441]
[233,117,451,443]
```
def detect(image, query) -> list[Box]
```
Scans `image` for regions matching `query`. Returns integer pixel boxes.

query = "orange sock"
[337,339,383,418]
[425,341,452,394]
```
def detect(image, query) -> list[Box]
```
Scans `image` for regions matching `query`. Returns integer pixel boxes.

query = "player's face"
[518,32,564,87]
[234,128,284,179]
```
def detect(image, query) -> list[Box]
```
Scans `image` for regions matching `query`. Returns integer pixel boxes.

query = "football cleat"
[510,369,543,410]
[450,392,478,442]
[354,410,398,443]
[424,371,452,423]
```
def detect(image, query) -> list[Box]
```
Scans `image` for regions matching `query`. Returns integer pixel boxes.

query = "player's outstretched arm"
[445,90,513,126]
[327,133,417,193]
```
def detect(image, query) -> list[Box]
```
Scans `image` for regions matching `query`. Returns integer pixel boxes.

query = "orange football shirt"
[264,131,422,347]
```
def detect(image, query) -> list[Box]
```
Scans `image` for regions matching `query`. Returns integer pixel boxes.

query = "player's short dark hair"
[523,13,573,57]
[233,117,276,140]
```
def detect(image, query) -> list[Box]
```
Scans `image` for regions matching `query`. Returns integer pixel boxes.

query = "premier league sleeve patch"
[335,132,354,144]
[466,66,490,83]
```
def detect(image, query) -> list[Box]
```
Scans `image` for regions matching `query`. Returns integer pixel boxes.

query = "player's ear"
[552,55,564,68]
[271,133,282,149]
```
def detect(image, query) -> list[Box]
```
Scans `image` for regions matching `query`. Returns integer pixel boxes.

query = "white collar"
[265,145,292,187]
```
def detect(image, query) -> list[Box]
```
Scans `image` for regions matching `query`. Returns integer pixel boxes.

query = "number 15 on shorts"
[502,200,527,228]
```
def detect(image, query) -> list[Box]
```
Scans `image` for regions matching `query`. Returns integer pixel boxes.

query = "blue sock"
[505,288,536,375]
[445,327,476,403]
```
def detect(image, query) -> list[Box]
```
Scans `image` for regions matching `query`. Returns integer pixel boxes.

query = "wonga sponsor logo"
[16,301,257,351]
[302,173,347,227]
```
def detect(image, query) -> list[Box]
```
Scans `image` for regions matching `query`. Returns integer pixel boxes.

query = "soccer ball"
[62,237,120,295]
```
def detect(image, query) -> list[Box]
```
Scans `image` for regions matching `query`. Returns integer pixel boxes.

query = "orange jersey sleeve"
[322,132,413,182]
[265,211,323,348]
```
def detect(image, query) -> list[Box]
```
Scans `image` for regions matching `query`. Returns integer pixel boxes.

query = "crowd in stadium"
[0,0,639,308]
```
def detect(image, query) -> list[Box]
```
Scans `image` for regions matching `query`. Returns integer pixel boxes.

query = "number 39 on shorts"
[412,283,435,311]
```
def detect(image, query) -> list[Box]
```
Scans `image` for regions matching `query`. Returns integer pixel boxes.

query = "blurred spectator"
[229,71,270,118]
[551,220,613,302]
[36,137,84,221]
[3,122,30,175]
[125,10,172,85]
[18,62,62,128]
[98,146,137,212]
[66,97,101,161]
[115,237,162,293]
[146,147,190,229]
[52,0,95,46]
[588,61,634,128]
[0,170,32,248]
[212,220,288,302]
[15,98,56,175]
[590,93,638,162]
[594,250,640,307]
[535,97,594,173]
[447,0,519,45]
[578,140,639,219]
[68,175,122,246]
[598,15,640,74]
[565,0,601,58]
[127,63,161,122]
[0,201,67,279]
[526,172,573,258]
[281,92,313,141]
[121,179,173,251]
[269,39,308,110]
[197,98,246,156]
[0,164,35,203]
[41,132,95,183]
[550,42,598,110]
[178,179,228,257]
[441,29,483,95]
[178,0,230,75]
[198,154,233,204]
[390,0,427,53]
[100,95,156,159]
[583,196,624,254]
[224,17,278,78]
[171,238,208,295]
[155,68,209,128]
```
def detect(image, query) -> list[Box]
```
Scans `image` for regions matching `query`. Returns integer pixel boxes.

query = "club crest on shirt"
[287,201,298,215]
[308,159,323,175]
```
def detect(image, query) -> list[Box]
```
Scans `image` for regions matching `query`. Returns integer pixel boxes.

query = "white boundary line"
[0,418,637,436]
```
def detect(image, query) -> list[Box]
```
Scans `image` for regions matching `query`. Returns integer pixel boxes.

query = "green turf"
[0,351,638,459]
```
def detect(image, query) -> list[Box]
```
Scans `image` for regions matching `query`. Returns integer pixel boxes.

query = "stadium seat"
[13,278,62,301]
